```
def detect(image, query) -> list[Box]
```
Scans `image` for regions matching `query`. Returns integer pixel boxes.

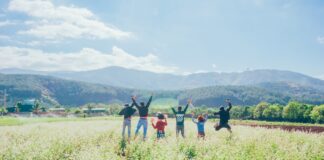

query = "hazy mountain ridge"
[0,73,324,107]
[1,67,324,91]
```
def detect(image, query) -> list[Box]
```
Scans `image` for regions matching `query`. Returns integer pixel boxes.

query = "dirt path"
[235,123,324,133]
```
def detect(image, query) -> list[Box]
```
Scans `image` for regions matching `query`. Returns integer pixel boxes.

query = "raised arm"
[204,114,208,123]
[164,118,168,126]
[171,107,177,114]
[192,116,198,124]
[151,122,157,129]
[118,108,125,115]
[132,97,140,109]
[183,99,191,113]
[226,102,232,112]
[183,104,189,113]
[146,96,153,108]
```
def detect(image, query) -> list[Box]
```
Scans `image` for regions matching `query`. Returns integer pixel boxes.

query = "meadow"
[0,117,323,160]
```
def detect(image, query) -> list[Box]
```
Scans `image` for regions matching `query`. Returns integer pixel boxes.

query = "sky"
[0,0,324,79]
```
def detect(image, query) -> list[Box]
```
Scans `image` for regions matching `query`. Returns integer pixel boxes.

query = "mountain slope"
[2,67,323,91]
[1,74,324,107]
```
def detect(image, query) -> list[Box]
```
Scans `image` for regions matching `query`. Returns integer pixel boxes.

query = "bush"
[253,102,269,120]
[310,105,324,123]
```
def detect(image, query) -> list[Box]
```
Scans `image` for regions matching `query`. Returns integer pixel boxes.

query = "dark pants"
[176,125,185,137]
[215,122,231,131]
[157,130,165,139]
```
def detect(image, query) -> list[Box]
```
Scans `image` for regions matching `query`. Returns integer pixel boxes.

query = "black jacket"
[214,102,232,123]
[119,104,137,119]
[132,96,153,117]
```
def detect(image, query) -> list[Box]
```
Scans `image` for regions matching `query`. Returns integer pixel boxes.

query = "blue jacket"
[192,115,208,132]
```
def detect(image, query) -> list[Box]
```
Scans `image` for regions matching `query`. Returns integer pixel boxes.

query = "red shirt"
[152,120,167,131]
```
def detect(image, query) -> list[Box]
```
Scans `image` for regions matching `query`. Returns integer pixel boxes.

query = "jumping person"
[119,103,137,140]
[213,99,232,133]
[151,113,168,140]
[191,113,208,139]
[132,94,153,140]
[171,99,191,138]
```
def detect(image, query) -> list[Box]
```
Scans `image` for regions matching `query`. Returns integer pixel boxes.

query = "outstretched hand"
[188,99,192,104]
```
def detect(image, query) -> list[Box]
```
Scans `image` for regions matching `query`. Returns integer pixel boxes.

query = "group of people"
[118,95,233,141]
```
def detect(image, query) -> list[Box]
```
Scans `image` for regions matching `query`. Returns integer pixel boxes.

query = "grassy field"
[0,117,323,160]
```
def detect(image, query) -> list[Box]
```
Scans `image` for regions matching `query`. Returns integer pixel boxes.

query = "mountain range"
[1,67,324,91]
[0,67,324,107]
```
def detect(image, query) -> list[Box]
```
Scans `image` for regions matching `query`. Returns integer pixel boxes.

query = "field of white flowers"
[0,118,323,160]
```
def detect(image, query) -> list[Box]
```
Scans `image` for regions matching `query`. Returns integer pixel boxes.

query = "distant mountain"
[0,73,324,107]
[1,67,323,91]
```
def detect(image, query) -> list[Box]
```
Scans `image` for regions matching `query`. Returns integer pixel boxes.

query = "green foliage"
[0,106,7,116]
[283,102,309,122]
[253,102,270,120]
[262,104,283,121]
[310,105,324,123]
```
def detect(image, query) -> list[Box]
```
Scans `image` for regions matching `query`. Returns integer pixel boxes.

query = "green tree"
[242,106,254,119]
[0,106,7,116]
[33,101,41,114]
[253,102,270,120]
[310,105,324,123]
[230,106,245,119]
[303,104,314,123]
[40,106,47,112]
[282,102,309,122]
[15,102,21,113]
[87,104,94,116]
[263,104,282,121]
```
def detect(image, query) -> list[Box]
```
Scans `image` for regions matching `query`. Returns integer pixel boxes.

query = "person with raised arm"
[119,103,137,141]
[213,99,233,133]
[132,94,153,140]
[171,99,191,138]
[192,112,208,139]
[151,113,168,140]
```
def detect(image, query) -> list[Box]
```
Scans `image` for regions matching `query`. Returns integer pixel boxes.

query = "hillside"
[1,67,324,91]
[1,74,324,107]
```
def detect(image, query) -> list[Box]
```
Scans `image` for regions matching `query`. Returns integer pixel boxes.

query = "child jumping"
[151,113,168,140]
[191,113,208,139]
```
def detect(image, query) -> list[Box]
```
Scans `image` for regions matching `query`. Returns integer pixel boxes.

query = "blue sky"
[0,0,324,79]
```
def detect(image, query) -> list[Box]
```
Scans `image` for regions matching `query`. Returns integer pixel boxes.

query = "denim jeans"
[135,118,148,138]
[122,119,131,139]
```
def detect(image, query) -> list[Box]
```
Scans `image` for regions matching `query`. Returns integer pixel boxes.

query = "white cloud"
[317,36,324,45]
[8,0,131,40]
[0,46,177,73]
[0,20,16,27]
[0,35,10,40]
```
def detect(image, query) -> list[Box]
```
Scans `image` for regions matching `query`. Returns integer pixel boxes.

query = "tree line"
[1,101,323,124]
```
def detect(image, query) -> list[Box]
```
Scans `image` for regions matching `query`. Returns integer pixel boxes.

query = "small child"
[192,113,208,139]
[151,112,168,139]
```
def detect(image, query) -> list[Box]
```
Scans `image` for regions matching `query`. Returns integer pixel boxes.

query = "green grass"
[0,118,323,160]
[151,98,179,109]
[0,116,119,126]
